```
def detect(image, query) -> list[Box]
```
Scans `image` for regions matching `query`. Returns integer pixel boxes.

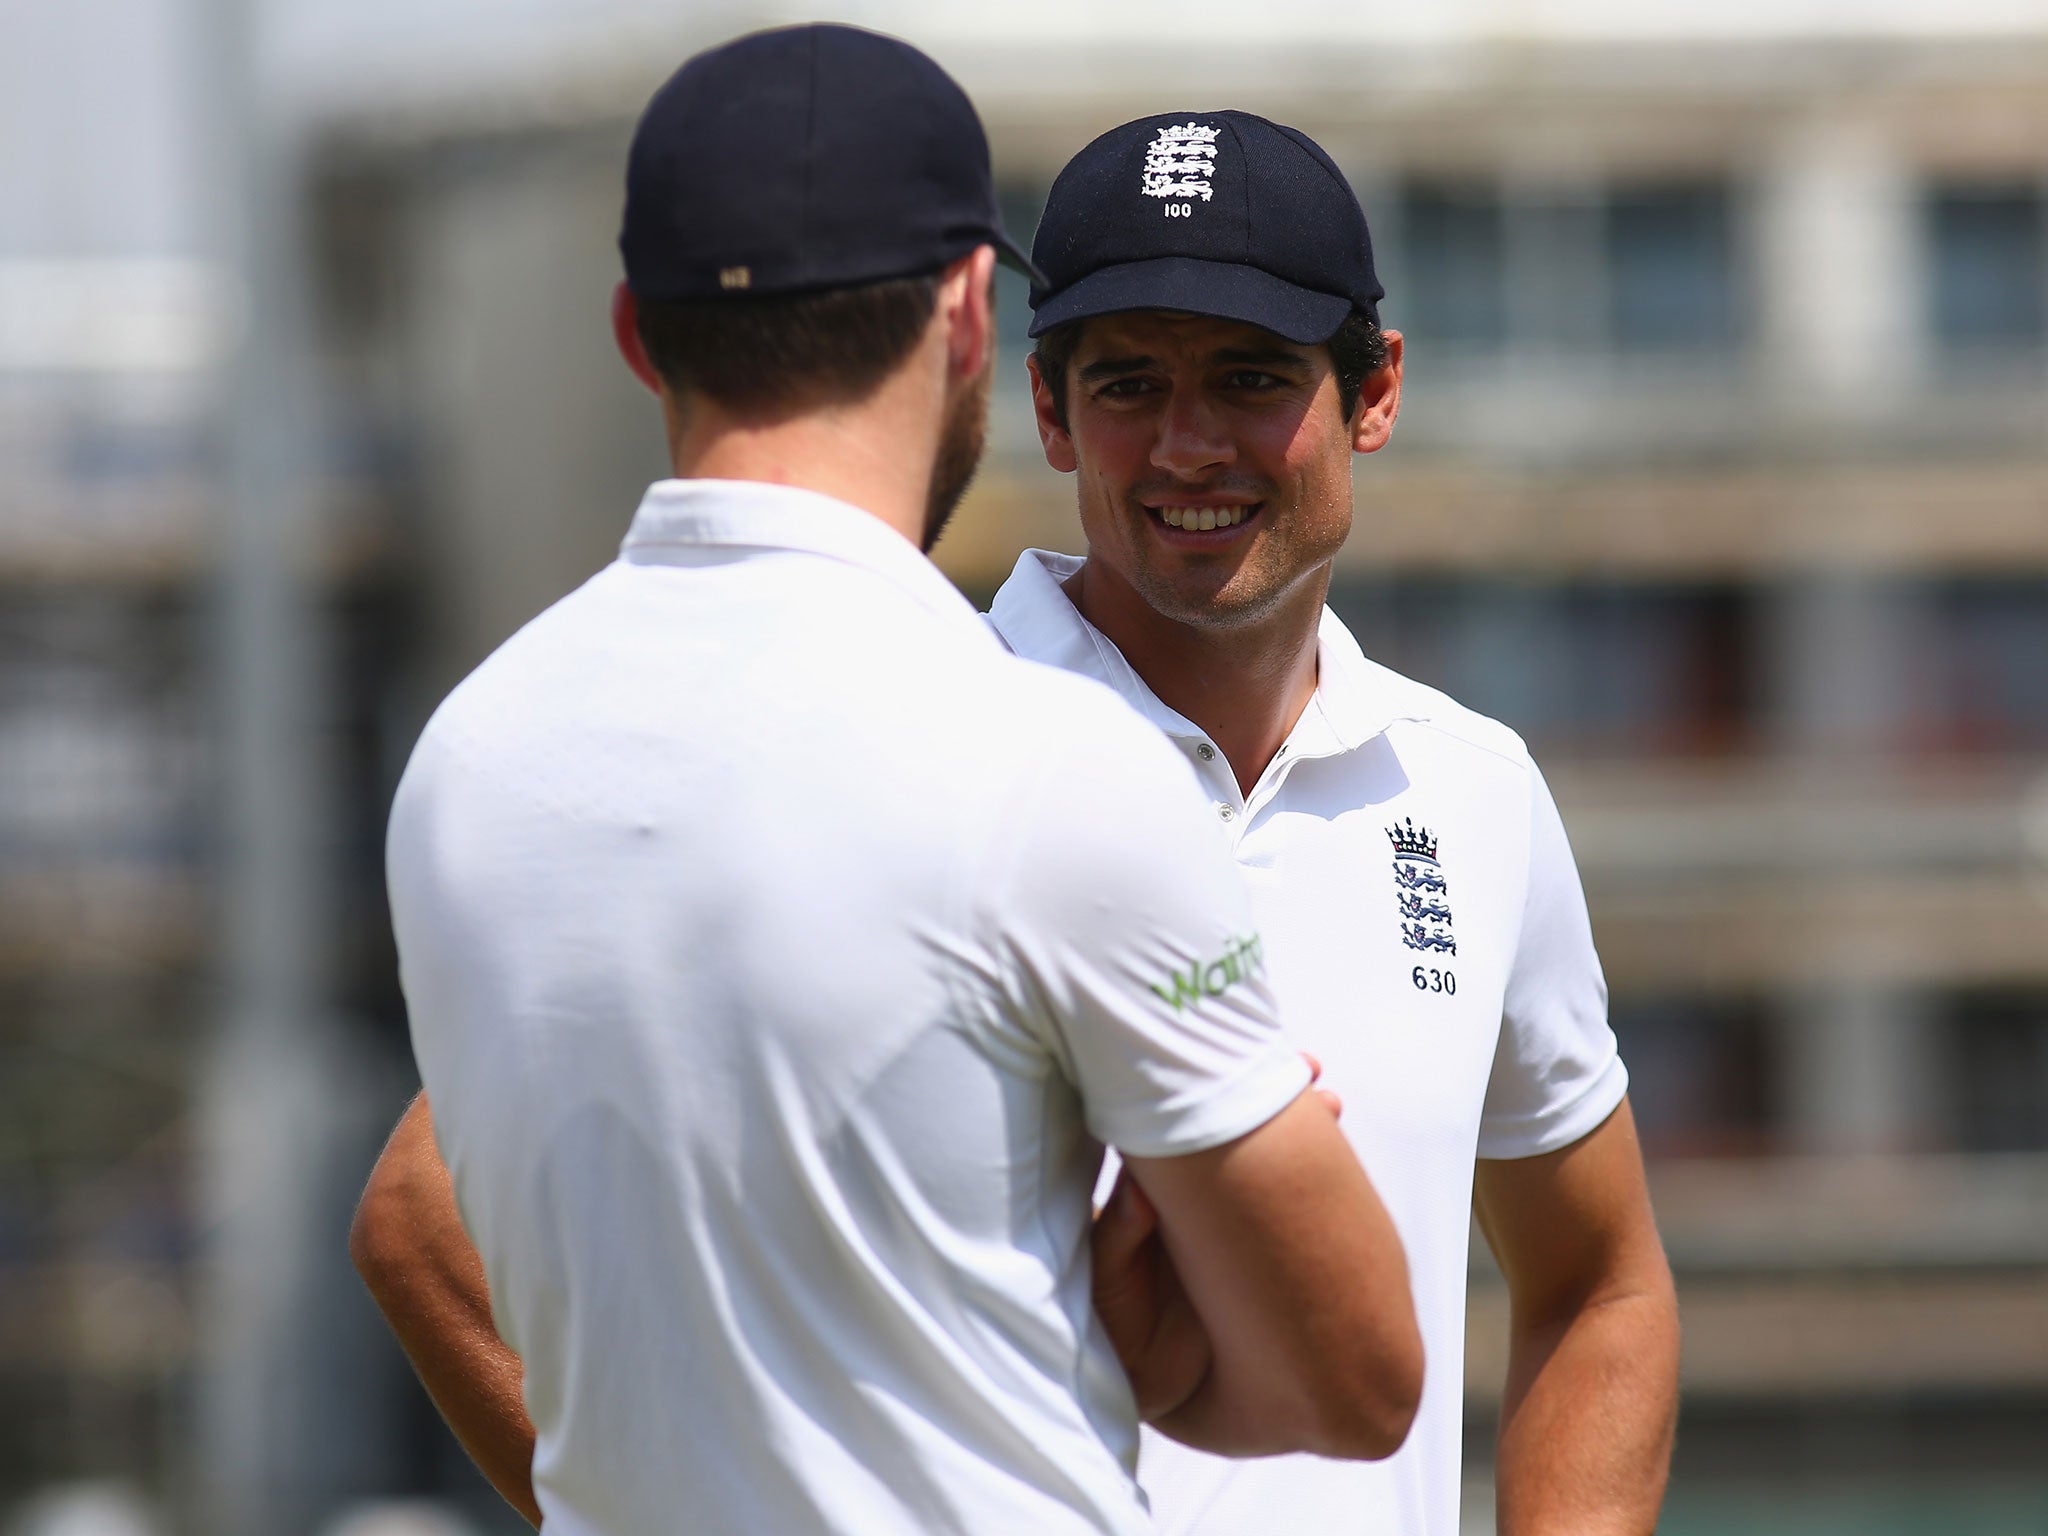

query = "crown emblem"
[1387,815,1456,960]
[1141,121,1221,202]
[1385,817,1439,862]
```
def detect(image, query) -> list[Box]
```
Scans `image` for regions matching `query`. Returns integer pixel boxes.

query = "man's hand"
[1301,1051,1341,1118]
[350,1094,541,1529]
[1091,1053,1351,1430]
[1092,1166,1210,1421]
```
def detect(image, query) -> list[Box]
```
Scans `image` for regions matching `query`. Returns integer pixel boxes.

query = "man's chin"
[1131,568,1278,632]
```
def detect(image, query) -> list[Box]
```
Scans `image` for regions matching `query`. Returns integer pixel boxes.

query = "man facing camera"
[1015,111,1679,1536]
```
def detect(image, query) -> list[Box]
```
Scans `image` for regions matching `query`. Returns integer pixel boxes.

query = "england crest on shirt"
[1387,816,1456,956]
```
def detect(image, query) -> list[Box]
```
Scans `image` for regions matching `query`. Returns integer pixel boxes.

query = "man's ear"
[937,244,999,385]
[611,281,663,396]
[1026,353,1077,474]
[1351,328,1404,455]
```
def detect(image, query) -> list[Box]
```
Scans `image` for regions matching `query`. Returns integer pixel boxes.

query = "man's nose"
[1150,388,1235,476]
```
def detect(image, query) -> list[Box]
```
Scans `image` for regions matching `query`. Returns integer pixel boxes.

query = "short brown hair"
[1032,307,1389,429]
[635,274,940,417]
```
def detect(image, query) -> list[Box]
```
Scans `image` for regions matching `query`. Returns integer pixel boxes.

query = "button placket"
[1186,739,1244,826]
[1246,723,1333,820]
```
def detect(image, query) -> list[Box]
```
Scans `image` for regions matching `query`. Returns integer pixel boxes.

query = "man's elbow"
[1309,1322,1425,1461]
[348,1159,414,1296]
[1350,1331,1427,1460]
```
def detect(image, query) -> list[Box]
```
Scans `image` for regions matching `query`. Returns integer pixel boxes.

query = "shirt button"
[1217,804,1236,822]
[1196,743,1216,761]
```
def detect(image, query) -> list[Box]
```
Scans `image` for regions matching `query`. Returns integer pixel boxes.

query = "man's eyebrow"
[1076,354,1157,384]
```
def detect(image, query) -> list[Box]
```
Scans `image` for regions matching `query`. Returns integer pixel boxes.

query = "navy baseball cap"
[1028,110,1381,344]
[620,24,1042,301]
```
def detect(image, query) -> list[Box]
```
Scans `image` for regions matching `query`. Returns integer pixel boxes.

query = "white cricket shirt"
[989,549,1629,1536]
[388,484,1312,1536]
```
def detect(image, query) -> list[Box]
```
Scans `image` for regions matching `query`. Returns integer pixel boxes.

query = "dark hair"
[1032,306,1389,429]
[635,273,941,417]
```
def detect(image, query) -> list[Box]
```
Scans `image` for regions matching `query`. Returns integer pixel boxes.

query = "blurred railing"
[1556,757,2048,992]
[1469,1153,2048,1400]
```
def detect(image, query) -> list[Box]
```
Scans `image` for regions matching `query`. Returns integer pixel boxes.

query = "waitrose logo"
[1150,933,1266,1011]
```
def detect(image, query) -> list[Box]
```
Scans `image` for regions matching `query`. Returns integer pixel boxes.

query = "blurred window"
[1609,996,1776,1158]
[1927,183,2047,353]
[993,182,1049,444]
[995,183,1045,344]
[1918,580,2048,750]
[1604,183,1741,353]
[1328,578,1751,757]
[1945,992,2048,1152]
[1397,181,1507,350]
[0,597,201,862]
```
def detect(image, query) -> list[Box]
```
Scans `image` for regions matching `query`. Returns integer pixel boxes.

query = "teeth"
[1155,505,1253,529]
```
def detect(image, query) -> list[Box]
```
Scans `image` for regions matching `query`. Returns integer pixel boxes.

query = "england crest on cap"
[1142,122,1221,207]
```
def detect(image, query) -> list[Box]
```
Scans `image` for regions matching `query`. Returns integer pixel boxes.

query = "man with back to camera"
[371,27,1422,1536]
[1008,112,1681,1535]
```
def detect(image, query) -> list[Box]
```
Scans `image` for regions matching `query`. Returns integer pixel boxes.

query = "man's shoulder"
[969,641,1184,766]
[411,572,617,736]
[1352,651,1539,779]
[393,564,686,827]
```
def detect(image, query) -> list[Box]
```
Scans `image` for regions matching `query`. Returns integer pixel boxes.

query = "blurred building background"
[3,1,2046,1533]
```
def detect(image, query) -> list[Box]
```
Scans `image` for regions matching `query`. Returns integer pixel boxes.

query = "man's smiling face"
[1029,311,1369,633]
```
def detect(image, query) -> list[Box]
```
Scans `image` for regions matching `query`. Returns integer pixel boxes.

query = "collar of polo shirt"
[622,479,994,641]
[985,548,1406,757]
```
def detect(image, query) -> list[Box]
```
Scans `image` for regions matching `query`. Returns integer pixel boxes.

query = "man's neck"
[1065,561,1327,799]
[664,388,939,551]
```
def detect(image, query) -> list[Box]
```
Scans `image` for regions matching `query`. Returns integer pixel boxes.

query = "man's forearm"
[1494,1283,1678,1536]
[350,1094,541,1529]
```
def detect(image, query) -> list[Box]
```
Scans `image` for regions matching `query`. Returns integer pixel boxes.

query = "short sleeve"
[1477,763,1629,1160]
[984,701,1310,1159]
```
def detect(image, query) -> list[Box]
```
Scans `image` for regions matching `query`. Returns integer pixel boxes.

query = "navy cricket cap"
[1028,111,1381,344]
[620,24,1040,301]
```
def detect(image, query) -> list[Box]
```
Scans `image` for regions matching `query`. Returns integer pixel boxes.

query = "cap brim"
[1027,255,1353,344]
[994,231,1048,289]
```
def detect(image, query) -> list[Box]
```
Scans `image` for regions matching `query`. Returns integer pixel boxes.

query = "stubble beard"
[920,352,993,555]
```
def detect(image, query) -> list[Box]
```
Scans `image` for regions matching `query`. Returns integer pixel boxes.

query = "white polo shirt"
[387,484,1312,1536]
[990,549,1629,1536]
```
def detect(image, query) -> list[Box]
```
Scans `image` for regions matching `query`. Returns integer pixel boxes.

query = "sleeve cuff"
[1093,1043,1312,1160]
[1475,1053,1630,1161]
